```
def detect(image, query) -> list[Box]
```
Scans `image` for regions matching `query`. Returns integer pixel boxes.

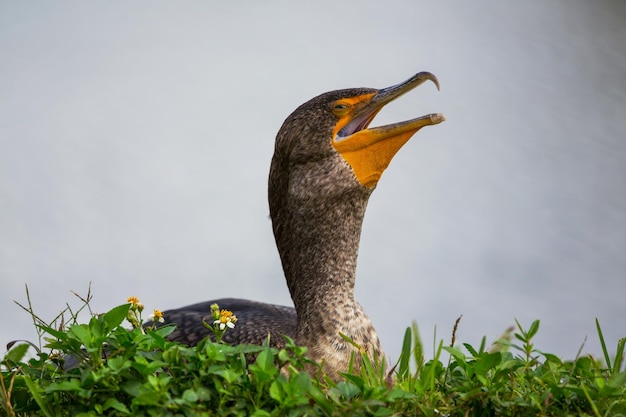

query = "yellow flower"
[127,296,140,305]
[213,309,237,330]
[148,309,165,323]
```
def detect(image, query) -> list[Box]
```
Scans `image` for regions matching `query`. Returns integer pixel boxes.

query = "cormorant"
[161,72,445,379]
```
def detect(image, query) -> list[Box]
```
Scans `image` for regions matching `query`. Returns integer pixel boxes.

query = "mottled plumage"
[160,72,444,379]
[164,298,296,347]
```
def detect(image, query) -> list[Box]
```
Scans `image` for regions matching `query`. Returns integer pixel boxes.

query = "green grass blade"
[411,321,423,372]
[614,337,625,374]
[595,318,612,370]
[427,340,443,391]
[398,327,412,379]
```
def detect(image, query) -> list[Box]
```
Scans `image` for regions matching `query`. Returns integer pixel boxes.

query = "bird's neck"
[268,151,383,376]
[272,187,384,372]
[278,189,370,318]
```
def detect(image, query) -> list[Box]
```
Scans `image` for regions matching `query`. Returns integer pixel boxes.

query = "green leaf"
[147,326,175,348]
[498,359,521,371]
[45,379,83,393]
[342,373,365,392]
[88,315,106,340]
[107,356,128,372]
[387,386,416,401]
[269,379,284,402]
[443,346,467,366]
[255,348,275,373]
[335,381,360,399]
[526,320,540,339]
[130,355,167,375]
[608,370,626,388]
[22,373,54,417]
[290,371,311,390]
[514,333,526,343]
[210,367,240,384]
[132,391,162,406]
[121,380,142,396]
[38,324,68,340]
[103,303,131,330]
[103,397,130,414]
[463,342,480,357]
[76,412,98,417]
[204,342,228,361]
[474,352,501,377]
[68,324,93,346]
[541,352,562,364]
[4,343,30,363]
[307,385,334,414]
[196,386,211,401]
[182,389,199,403]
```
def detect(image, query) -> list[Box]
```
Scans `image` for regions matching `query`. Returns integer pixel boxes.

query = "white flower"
[148,309,165,323]
[213,309,237,330]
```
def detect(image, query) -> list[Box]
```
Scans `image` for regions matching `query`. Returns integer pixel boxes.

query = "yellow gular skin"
[334,127,420,188]
[331,93,445,188]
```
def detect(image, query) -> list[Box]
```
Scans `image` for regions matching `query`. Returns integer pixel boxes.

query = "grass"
[1,286,625,417]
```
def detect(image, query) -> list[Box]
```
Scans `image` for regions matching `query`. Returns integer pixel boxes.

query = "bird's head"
[272,71,445,198]
[269,72,445,312]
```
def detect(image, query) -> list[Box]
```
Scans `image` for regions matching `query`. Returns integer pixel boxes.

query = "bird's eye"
[332,103,350,116]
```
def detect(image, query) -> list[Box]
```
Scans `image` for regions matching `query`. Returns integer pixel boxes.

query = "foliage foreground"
[1,288,625,417]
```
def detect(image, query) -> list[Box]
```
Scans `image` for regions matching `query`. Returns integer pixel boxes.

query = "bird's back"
[162,298,297,348]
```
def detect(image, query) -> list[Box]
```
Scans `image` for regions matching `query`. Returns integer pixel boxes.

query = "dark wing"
[157,298,297,348]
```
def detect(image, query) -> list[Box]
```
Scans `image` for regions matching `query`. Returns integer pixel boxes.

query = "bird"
[159,71,445,379]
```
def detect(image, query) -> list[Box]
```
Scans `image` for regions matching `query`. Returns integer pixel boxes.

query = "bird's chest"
[295,302,383,374]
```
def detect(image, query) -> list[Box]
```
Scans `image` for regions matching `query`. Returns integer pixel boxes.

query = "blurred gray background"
[1,1,625,363]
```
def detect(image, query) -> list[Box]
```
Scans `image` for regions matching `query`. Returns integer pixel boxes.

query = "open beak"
[333,71,445,188]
